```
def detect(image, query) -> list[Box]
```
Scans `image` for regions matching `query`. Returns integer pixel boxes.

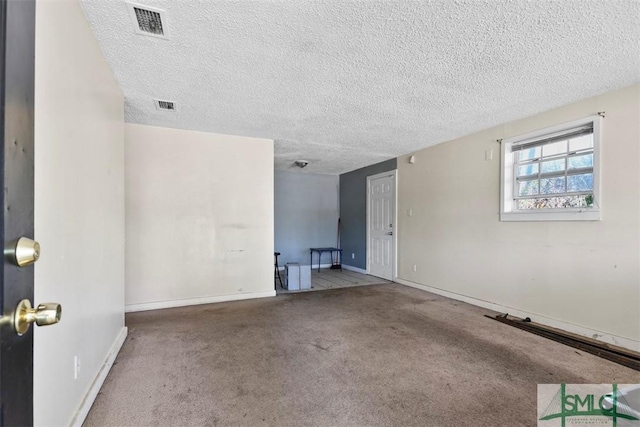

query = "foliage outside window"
[500,116,601,221]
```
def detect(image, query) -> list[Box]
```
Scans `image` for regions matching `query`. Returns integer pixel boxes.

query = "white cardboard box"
[285,263,300,291]
[299,264,311,290]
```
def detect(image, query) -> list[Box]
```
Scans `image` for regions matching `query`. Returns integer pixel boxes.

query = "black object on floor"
[485,314,640,371]
[274,252,283,289]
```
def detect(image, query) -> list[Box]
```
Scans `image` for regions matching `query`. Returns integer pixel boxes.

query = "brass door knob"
[5,237,40,267]
[13,299,61,335]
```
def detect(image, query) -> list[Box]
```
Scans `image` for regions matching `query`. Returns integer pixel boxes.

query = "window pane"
[518,146,541,161]
[542,140,567,157]
[569,134,593,152]
[540,177,565,194]
[517,163,538,177]
[568,154,593,170]
[517,194,593,210]
[541,158,565,174]
[518,180,539,196]
[567,173,593,192]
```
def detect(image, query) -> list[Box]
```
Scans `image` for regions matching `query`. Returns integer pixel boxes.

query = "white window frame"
[500,115,602,222]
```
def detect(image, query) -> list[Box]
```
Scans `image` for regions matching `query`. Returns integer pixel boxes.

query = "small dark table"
[310,247,343,272]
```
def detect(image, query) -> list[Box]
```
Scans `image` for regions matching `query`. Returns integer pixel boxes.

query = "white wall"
[125,124,274,310]
[34,0,126,426]
[275,170,339,266]
[397,84,639,350]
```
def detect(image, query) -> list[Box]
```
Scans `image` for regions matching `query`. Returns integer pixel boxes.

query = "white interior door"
[367,171,396,280]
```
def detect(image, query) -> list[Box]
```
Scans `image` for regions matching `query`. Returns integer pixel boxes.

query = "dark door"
[0,0,36,425]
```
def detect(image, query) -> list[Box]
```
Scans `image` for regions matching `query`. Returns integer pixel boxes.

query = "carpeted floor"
[84,284,638,427]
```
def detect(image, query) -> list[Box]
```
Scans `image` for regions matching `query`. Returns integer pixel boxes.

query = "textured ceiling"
[80,0,640,175]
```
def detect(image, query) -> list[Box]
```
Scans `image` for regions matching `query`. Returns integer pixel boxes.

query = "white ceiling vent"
[126,2,170,39]
[154,99,176,111]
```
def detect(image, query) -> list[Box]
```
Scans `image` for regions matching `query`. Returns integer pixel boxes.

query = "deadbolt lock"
[13,299,61,335]
[5,237,40,267]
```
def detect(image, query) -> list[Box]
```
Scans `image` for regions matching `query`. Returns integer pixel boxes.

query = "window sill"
[500,210,600,222]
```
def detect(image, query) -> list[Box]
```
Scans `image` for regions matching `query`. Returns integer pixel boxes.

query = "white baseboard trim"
[395,277,639,352]
[70,326,128,427]
[125,290,276,313]
[342,264,367,274]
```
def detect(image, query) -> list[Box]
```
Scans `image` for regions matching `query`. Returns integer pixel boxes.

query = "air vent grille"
[126,2,170,39]
[155,100,176,111]
[133,7,164,36]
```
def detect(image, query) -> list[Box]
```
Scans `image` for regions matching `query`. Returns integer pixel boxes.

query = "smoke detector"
[154,99,176,111]
[294,160,309,168]
[126,2,170,39]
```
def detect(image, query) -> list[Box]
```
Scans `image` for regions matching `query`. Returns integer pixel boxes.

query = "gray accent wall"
[339,158,397,270]
[275,170,339,266]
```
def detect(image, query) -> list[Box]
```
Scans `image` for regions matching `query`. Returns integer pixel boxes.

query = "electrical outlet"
[412,264,417,272]
[74,355,81,380]
[407,209,413,217]
[351,253,355,259]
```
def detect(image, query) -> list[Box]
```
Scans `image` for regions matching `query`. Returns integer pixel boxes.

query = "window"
[500,115,601,221]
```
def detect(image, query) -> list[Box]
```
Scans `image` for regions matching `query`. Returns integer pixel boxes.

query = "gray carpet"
[85,284,639,426]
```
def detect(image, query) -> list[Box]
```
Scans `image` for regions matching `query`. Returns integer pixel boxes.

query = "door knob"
[386,232,393,235]
[5,237,40,267]
[13,299,61,335]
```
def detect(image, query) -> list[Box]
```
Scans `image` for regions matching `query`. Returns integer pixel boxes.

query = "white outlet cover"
[74,356,80,379]
[485,149,493,161]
